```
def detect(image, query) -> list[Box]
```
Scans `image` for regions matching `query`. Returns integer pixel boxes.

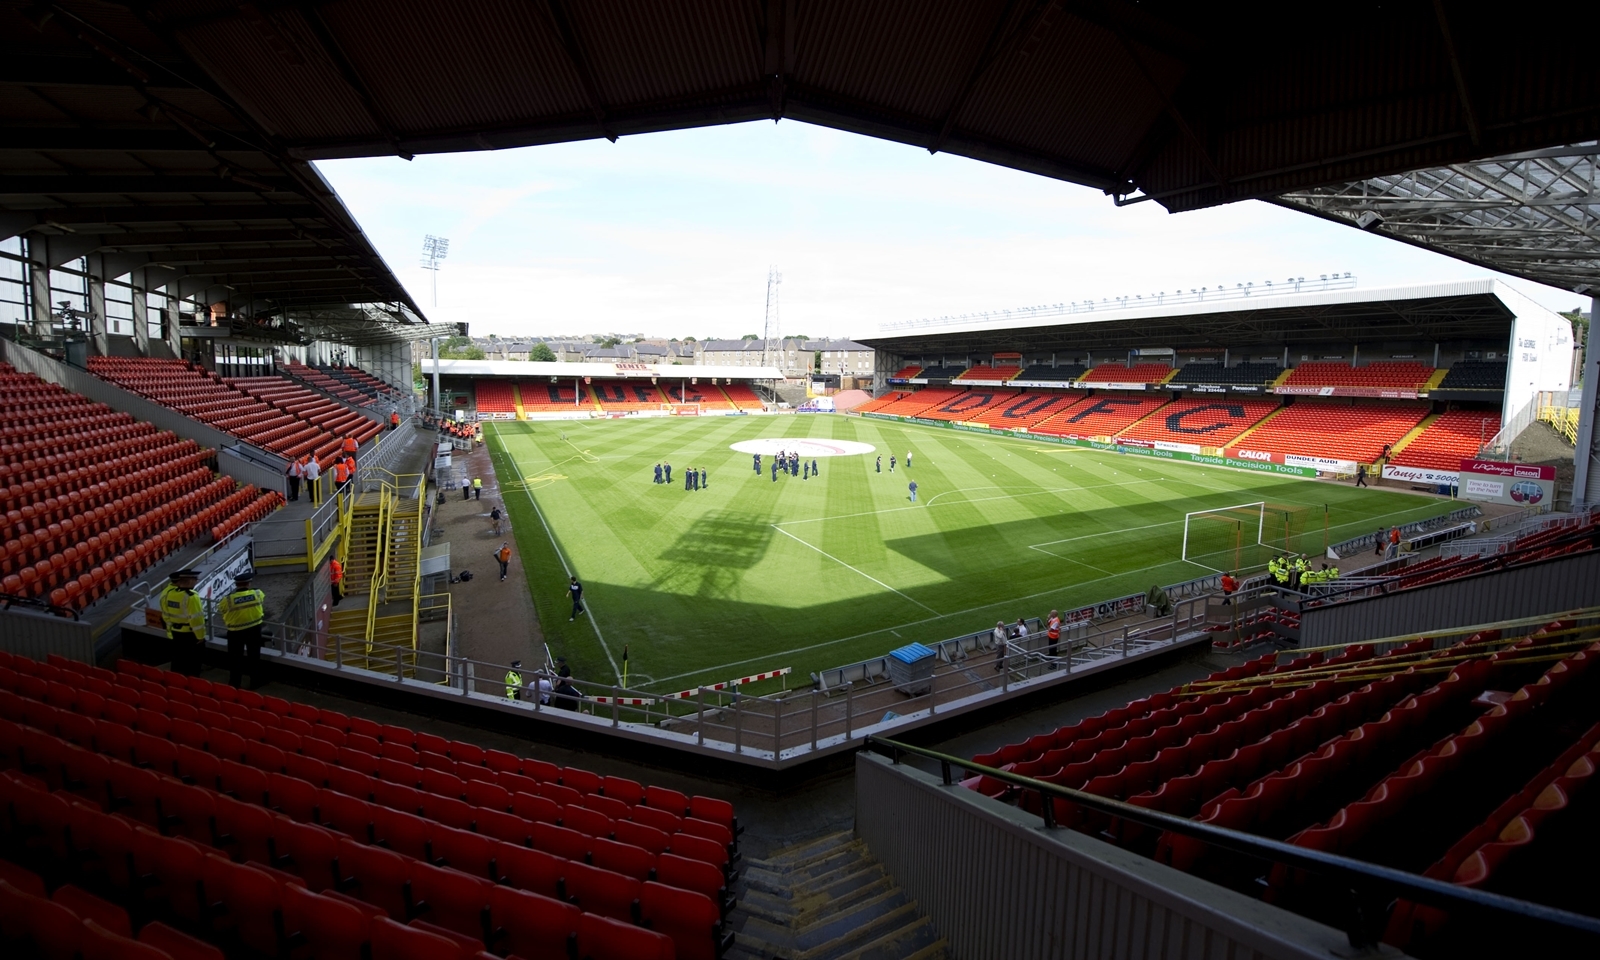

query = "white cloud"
[316,121,1587,340]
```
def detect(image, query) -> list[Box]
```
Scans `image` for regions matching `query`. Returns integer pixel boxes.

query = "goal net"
[661,402,702,416]
[1182,502,1312,571]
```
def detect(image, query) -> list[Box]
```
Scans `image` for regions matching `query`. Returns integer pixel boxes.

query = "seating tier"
[0,654,741,960]
[1282,361,1433,390]
[1030,395,1166,437]
[473,381,516,414]
[1117,399,1279,446]
[1389,411,1500,471]
[1231,402,1427,463]
[1078,363,1173,385]
[1,363,278,612]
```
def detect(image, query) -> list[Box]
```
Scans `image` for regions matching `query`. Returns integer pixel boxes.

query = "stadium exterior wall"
[855,752,1350,960]
[1299,548,1600,647]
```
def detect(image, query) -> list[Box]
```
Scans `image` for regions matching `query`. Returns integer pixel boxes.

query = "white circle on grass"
[730,438,875,458]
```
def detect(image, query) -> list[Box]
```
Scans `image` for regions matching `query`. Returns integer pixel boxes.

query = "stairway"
[729,831,947,960]
[385,493,423,602]
[343,492,385,589]
[327,606,370,666]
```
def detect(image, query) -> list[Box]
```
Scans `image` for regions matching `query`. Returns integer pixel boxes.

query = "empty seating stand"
[1231,401,1426,463]
[1389,411,1501,471]
[1167,362,1282,388]
[1078,363,1174,386]
[473,381,516,415]
[88,359,378,463]
[227,377,383,447]
[1030,395,1166,438]
[0,654,742,960]
[1281,361,1433,392]
[1117,398,1279,447]
[1436,361,1507,391]
[1014,364,1087,383]
[954,365,1022,383]
[0,363,277,612]
[961,615,1600,956]
[283,362,372,407]
[717,384,764,410]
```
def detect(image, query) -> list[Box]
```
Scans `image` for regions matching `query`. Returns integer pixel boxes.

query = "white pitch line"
[643,555,1201,689]
[777,477,1169,527]
[769,524,941,616]
[492,425,623,682]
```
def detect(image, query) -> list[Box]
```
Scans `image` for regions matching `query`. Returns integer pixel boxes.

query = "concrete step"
[795,896,918,959]
[760,830,857,867]
[791,873,892,927]
[790,858,884,900]
[842,919,946,960]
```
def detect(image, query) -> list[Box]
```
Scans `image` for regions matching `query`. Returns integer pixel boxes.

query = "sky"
[316,121,1586,342]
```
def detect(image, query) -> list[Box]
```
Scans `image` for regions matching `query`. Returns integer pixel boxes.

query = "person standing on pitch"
[908,479,918,502]
[876,455,882,473]
[663,461,672,484]
[1355,463,1368,487]
[161,569,207,676]
[811,459,818,477]
[803,461,809,480]
[701,467,708,490]
[568,577,586,620]
[889,455,896,473]
[653,462,663,484]
[504,660,523,700]
[771,458,778,482]
[685,467,694,491]
[753,453,761,474]
[906,450,912,468]
[220,572,266,689]
[496,542,512,581]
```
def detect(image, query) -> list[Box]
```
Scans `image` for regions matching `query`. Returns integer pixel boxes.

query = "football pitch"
[485,416,1455,694]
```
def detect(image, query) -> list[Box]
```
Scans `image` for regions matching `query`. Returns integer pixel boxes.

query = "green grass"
[486,416,1454,694]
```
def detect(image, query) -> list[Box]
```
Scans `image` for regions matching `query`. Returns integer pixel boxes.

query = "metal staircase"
[322,472,430,677]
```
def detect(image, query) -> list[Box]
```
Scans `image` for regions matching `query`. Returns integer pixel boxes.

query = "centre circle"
[729,438,876,458]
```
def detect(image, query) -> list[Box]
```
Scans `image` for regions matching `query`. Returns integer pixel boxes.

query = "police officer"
[160,569,206,676]
[505,660,524,700]
[221,572,267,688]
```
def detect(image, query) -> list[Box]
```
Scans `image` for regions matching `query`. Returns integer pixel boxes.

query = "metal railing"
[1481,389,1578,459]
[1326,505,1482,558]
[862,736,1600,951]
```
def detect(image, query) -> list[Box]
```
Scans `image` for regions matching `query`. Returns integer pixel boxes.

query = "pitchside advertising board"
[1457,460,1556,507]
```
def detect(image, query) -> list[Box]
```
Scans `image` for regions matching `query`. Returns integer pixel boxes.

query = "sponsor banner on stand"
[476,412,517,420]
[1154,440,1203,455]
[1188,384,1228,393]
[955,379,1008,387]
[1228,385,1266,395]
[1094,382,1149,391]
[1284,453,1357,473]
[1063,594,1144,624]
[1381,464,1459,485]
[1458,460,1556,507]
[1009,379,1081,390]
[1275,385,1421,399]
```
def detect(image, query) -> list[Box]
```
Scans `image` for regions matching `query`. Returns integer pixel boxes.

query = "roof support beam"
[542,0,616,142]
[296,3,414,159]
[927,0,1032,156]
[1432,0,1481,147]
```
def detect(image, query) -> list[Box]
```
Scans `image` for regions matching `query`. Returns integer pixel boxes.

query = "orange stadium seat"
[1030,395,1166,437]
[1389,411,1501,471]
[0,656,741,960]
[1117,398,1279,446]
[1281,361,1433,391]
[1232,401,1427,463]
[1078,363,1175,385]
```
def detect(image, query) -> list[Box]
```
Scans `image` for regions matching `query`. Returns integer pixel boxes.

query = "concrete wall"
[0,606,96,663]
[855,752,1352,960]
[1300,548,1600,647]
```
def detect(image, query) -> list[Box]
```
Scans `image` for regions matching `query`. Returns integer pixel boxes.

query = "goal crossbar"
[1182,501,1266,563]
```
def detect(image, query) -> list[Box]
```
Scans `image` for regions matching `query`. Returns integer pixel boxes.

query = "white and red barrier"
[591,695,655,706]
[658,666,791,702]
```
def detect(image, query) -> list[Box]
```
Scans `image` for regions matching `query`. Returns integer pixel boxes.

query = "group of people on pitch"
[653,461,709,490]
[757,451,817,481]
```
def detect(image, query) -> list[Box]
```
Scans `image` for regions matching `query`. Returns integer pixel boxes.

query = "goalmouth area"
[485,415,1458,694]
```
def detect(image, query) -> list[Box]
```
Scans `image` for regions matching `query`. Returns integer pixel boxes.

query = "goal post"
[1182,501,1315,571]
[661,402,702,416]
[1182,501,1264,571]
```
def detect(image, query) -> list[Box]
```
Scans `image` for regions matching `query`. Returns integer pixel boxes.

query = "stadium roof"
[1274,144,1600,294]
[7,2,1600,338]
[426,359,784,380]
[854,279,1554,356]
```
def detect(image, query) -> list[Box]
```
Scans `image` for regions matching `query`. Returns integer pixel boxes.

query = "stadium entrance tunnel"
[730,438,875,458]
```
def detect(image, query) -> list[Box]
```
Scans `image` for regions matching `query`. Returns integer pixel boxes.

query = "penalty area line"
[491,424,623,683]
[769,525,940,616]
